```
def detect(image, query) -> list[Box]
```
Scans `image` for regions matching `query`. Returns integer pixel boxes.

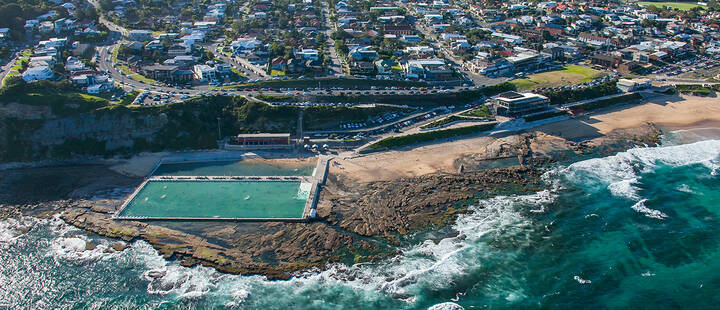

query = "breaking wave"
[558,140,720,200]
[3,137,719,309]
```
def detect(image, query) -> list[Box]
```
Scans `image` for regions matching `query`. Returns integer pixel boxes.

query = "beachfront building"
[490,91,550,117]
[616,78,653,92]
[228,133,292,150]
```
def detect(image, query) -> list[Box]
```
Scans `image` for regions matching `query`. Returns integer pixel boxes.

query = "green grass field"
[511,65,606,91]
[637,1,703,11]
[117,64,158,84]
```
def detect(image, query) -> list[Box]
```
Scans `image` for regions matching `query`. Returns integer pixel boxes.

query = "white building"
[193,64,217,82]
[127,29,153,42]
[22,66,54,82]
[231,37,262,53]
[294,48,319,60]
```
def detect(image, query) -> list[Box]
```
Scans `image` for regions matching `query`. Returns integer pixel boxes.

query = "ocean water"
[2,135,720,309]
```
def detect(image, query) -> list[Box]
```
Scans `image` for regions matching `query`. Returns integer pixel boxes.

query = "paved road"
[322,2,344,76]
[83,0,498,105]
[210,41,265,80]
[0,51,21,86]
[87,0,129,36]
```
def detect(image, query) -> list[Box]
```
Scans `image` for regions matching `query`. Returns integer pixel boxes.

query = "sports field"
[637,2,703,11]
[511,65,606,91]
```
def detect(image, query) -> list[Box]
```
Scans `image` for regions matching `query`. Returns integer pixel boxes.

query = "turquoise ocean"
[1,129,720,309]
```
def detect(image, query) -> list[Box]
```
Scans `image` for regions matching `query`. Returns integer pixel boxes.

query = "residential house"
[22,66,54,82]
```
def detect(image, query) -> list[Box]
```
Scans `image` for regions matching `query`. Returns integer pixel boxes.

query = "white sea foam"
[132,241,219,299]
[573,275,591,284]
[106,189,554,307]
[46,233,120,263]
[428,302,465,310]
[676,184,697,194]
[560,140,720,199]
[631,199,668,220]
[0,217,36,246]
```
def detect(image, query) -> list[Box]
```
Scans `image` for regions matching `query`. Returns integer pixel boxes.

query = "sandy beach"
[105,94,720,183]
[333,94,720,182]
[535,94,720,139]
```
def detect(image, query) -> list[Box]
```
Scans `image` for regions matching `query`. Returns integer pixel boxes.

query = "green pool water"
[151,160,315,177]
[119,180,311,219]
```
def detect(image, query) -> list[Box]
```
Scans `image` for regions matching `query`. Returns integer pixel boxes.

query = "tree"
[269,42,286,57]
[99,0,113,11]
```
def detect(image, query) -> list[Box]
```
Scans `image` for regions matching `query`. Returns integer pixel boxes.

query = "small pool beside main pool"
[118,180,311,219]
[151,160,316,177]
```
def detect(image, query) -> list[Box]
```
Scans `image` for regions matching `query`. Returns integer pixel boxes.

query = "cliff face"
[30,112,168,150]
[0,102,168,161]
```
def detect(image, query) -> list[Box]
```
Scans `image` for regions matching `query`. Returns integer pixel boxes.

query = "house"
[384,24,414,35]
[168,44,190,57]
[578,33,613,47]
[618,61,642,75]
[29,55,56,68]
[294,48,319,60]
[141,64,179,81]
[193,64,217,81]
[541,47,565,60]
[22,66,54,82]
[271,57,288,72]
[144,40,163,51]
[375,59,397,75]
[231,37,262,54]
[404,46,434,56]
[87,83,110,94]
[490,91,550,117]
[305,59,323,72]
[127,30,153,42]
[39,21,55,33]
[349,61,375,75]
[349,46,379,61]
[507,51,543,72]
[590,54,622,69]
[403,59,452,81]
[400,35,422,44]
[468,56,512,76]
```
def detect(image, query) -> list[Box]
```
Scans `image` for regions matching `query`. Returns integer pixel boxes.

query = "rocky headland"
[0,124,663,280]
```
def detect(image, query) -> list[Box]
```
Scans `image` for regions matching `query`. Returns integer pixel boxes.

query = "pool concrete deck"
[114,155,333,221]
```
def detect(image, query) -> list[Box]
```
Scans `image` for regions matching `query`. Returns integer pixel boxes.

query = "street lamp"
[217,117,222,140]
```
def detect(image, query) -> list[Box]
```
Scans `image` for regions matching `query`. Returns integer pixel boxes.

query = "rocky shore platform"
[0,124,662,280]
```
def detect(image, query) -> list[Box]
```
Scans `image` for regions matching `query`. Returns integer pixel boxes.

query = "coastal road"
[0,51,22,86]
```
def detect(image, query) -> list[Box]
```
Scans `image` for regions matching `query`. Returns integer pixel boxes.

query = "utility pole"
[217,117,222,140]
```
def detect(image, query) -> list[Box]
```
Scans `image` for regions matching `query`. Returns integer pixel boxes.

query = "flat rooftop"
[496,91,548,102]
[237,133,291,138]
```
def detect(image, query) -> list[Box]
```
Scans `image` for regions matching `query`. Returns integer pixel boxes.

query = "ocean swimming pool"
[118,180,311,219]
